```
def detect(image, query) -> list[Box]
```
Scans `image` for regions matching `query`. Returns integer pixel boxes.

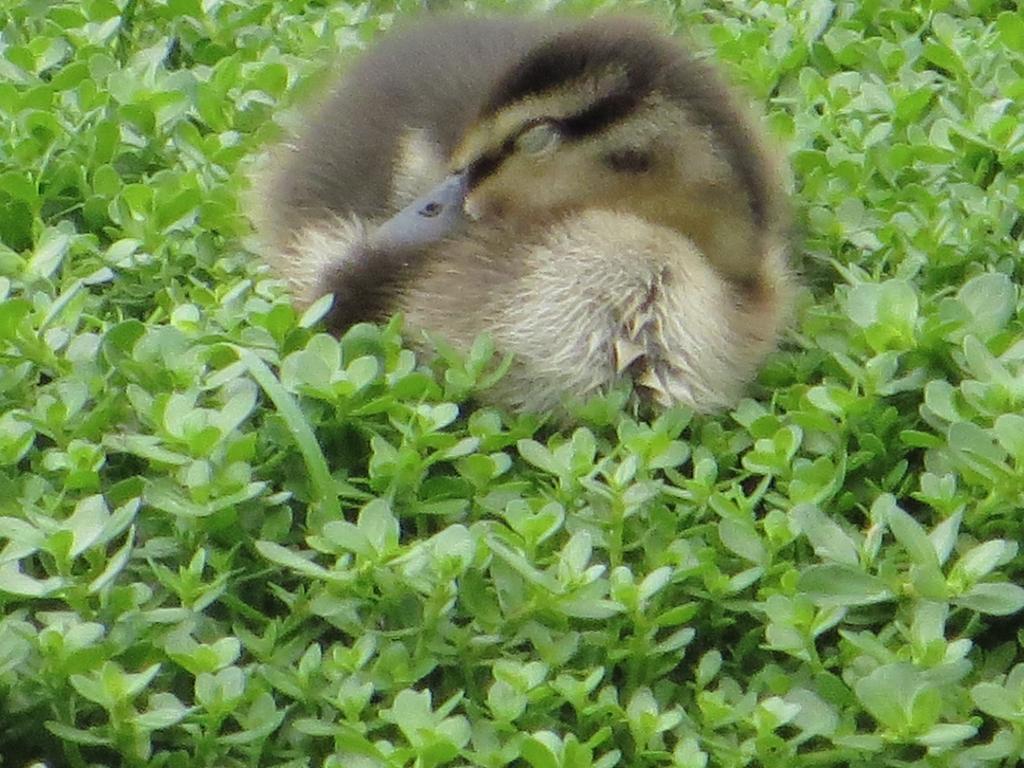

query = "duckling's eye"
[516,121,561,155]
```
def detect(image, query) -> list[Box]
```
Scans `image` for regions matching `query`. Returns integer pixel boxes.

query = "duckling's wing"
[394,211,791,414]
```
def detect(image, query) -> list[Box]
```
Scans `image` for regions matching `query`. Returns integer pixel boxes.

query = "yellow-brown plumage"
[257,14,794,415]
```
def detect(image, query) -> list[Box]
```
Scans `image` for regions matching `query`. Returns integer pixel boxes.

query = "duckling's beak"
[370,172,469,249]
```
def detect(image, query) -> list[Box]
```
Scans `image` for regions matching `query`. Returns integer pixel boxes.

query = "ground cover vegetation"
[1,0,1023,765]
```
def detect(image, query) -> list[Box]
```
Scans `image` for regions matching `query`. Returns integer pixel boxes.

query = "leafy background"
[1,0,1023,766]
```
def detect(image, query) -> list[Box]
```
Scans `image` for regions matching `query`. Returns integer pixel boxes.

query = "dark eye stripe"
[464,96,639,190]
[465,152,503,189]
[465,134,516,189]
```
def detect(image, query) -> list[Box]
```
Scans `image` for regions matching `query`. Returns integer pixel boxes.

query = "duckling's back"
[261,16,554,250]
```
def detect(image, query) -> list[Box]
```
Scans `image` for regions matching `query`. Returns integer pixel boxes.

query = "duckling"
[257,14,794,415]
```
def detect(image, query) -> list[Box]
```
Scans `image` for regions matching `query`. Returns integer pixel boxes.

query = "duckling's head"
[370,17,787,283]
[449,17,786,282]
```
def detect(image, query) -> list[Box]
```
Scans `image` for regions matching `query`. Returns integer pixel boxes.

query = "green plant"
[1,1,1022,766]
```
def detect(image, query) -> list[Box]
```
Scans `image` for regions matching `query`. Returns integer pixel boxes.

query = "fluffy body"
[257,14,794,415]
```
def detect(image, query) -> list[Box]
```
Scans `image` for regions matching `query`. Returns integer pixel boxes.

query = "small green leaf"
[695,651,722,689]
[718,518,766,565]
[0,563,63,597]
[993,414,1024,460]
[970,681,1020,720]
[875,494,940,569]
[520,731,560,768]
[953,583,1024,616]
[798,564,892,607]
[855,663,934,733]
[957,273,1015,338]
[953,540,1015,584]
[255,541,338,582]
[26,227,71,280]
[996,12,1024,53]
[559,531,593,579]
[357,499,399,556]
[792,504,859,566]
[517,439,562,475]
[45,721,109,746]
[65,495,110,557]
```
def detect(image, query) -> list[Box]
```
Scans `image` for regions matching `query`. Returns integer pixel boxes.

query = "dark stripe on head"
[482,21,661,117]
[558,90,642,138]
